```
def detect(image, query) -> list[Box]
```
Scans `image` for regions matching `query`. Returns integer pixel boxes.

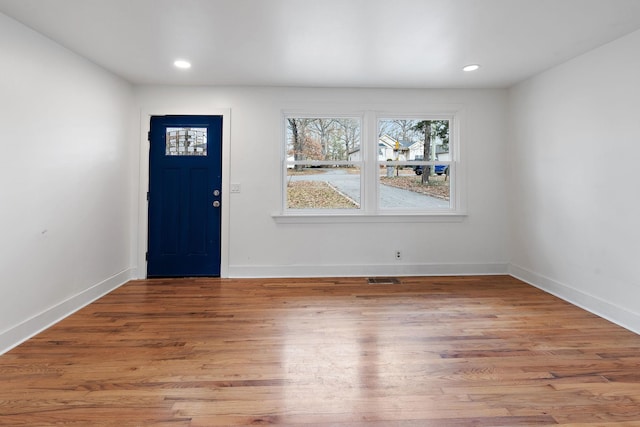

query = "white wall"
[508,30,640,332]
[0,13,136,353]
[135,86,510,278]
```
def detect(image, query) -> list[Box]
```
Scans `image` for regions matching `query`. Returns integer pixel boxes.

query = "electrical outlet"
[395,250,401,260]
[230,183,241,193]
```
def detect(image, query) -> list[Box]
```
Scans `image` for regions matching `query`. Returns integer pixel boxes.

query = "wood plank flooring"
[2,275,640,426]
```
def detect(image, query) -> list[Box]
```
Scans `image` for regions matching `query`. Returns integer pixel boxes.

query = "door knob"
[212,201,220,207]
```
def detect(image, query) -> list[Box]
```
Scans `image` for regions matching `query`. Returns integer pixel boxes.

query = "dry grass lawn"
[287,181,358,209]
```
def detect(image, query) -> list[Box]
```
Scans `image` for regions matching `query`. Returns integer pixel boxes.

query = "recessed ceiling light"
[463,64,480,72]
[174,60,191,69]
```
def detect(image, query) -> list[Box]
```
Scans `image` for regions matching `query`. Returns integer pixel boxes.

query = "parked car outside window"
[413,164,448,175]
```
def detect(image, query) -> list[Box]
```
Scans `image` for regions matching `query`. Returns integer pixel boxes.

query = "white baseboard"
[228,262,509,278]
[509,264,640,335]
[0,268,134,355]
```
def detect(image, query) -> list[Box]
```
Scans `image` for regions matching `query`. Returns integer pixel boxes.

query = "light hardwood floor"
[1,275,640,426]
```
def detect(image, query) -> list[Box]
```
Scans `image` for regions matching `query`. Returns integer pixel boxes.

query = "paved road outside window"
[288,168,449,209]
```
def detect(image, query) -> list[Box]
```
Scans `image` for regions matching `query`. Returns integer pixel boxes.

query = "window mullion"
[362,111,378,213]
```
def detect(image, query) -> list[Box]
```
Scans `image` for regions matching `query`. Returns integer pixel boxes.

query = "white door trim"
[136,107,232,278]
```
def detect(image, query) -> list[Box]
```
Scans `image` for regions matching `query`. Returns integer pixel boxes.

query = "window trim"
[278,107,466,221]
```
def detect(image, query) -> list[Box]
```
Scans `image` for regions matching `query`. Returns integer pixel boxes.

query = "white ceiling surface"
[2,0,640,88]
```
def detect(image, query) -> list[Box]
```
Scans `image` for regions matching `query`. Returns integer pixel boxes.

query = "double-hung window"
[281,109,463,219]
[376,115,454,211]
[285,115,363,210]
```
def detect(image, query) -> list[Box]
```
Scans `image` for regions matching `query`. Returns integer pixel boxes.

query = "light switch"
[230,183,241,193]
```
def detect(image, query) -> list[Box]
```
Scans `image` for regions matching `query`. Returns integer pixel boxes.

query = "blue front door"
[147,115,223,277]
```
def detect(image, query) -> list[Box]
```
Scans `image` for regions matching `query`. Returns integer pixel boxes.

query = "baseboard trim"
[228,262,509,278]
[509,264,640,335]
[0,268,134,355]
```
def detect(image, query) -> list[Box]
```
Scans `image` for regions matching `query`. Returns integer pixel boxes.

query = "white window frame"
[374,113,460,214]
[274,107,466,223]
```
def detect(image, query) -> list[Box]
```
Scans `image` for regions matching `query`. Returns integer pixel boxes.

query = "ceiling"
[2,0,640,89]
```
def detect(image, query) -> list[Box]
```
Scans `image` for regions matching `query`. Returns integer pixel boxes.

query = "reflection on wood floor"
[2,275,640,426]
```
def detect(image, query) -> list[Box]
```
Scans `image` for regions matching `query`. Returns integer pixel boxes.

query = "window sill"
[272,212,467,224]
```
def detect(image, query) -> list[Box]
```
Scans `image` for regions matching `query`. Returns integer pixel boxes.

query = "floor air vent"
[367,277,401,285]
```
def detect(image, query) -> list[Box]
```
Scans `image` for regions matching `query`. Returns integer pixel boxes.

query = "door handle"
[212,201,220,208]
